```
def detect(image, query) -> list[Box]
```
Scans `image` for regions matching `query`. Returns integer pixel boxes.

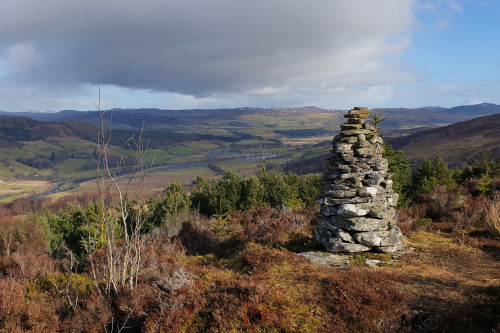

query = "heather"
[0,152,499,332]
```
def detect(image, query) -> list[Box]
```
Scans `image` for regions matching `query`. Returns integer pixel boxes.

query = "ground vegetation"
[0,138,499,331]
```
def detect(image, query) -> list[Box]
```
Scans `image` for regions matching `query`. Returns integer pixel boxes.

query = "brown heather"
[0,180,499,331]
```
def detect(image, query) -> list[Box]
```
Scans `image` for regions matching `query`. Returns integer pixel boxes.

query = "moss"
[347,252,396,267]
[225,253,250,274]
[367,252,394,262]
[349,254,367,267]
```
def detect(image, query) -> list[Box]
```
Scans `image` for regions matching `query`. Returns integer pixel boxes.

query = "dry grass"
[0,180,51,196]
[1,197,499,332]
[402,133,500,166]
[486,197,500,237]
[48,168,221,200]
[387,230,500,332]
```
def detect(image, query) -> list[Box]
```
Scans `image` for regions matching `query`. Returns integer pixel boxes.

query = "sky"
[0,0,499,112]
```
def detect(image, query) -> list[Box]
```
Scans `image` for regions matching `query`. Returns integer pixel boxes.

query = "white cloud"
[448,0,463,12]
[468,99,484,105]
[414,0,463,12]
[413,0,464,30]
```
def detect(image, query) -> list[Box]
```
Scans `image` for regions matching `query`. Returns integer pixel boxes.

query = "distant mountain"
[2,102,499,187]
[0,108,271,130]
[386,112,500,167]
[439,103,500,115]
[1,103,499,133]
[371,104,500,133]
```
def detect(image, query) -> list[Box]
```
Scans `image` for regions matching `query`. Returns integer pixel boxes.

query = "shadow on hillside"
[403,279,500,332]
[176,222,244,258]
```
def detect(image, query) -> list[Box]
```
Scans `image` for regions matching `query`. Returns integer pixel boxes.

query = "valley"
[1,103,500,202]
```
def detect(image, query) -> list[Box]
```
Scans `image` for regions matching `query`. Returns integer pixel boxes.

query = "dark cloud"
[0,0,415,108]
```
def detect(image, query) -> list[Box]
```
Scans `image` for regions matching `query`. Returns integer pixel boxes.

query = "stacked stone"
[315,107,403,253]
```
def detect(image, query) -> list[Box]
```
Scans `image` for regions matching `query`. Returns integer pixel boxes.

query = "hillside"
[0,107,499,331]
[0,113,318,200]
[3,103,500,133]
[387,112,500,166]
[0,116,87,142]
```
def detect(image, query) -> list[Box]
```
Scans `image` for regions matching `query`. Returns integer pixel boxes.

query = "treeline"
[385,146,500,238]
[26,169,321,258]
[386,148,500,206]
[189,168,321,216]
[14,150,134,172]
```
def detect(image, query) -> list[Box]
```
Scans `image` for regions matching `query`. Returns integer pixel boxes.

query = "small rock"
[352,225,403,248]
[347,118,364,124]
[340,136,358,143]
[357,186,378,197]
[298,251,350,268]
[337,204,368,217]
[342,129,373,136]
[317,220,354,243]
[341,123,363,130]
[365,259,379,268]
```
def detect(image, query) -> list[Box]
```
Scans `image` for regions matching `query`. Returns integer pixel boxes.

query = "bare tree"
[85,86,154,296]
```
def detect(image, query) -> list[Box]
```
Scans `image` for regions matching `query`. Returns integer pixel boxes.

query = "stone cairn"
[315,107,404,253]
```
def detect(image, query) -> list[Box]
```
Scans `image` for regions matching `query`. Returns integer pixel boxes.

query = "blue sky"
[0,0,498,112]
[397,0,500,106]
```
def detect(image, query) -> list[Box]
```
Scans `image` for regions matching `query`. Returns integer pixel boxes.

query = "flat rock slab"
[298,251,350,268]
[297,249,412,268]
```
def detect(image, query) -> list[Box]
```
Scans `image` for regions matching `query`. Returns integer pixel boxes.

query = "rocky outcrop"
[315,107,404,253]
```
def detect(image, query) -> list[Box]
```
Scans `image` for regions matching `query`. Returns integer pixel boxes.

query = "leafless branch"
[85,87,152,297]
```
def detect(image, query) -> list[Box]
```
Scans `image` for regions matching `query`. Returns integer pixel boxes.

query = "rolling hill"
[386,112,500,167]
[0,116,86,142]
[2,103,500,133]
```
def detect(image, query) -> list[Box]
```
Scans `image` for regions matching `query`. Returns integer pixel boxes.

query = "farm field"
[0,180,52,203]
[48,166,221,200]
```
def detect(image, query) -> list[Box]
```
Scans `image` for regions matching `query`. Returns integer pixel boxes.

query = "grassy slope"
[392,230,500,331]
[388,112,500,166]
